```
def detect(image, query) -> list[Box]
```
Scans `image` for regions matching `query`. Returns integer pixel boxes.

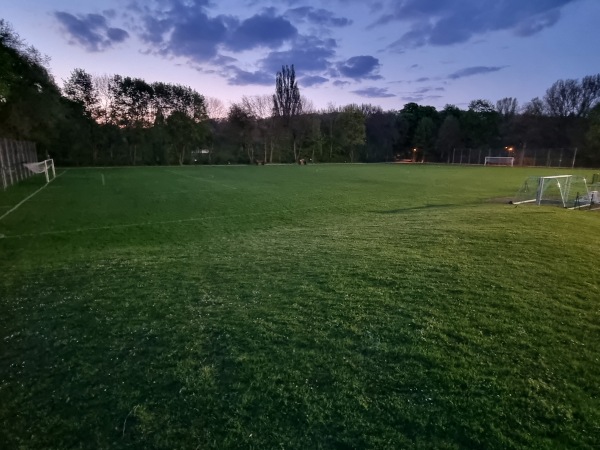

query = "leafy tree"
[583,104,600,166]
[166,110,207,165]
[63,68,99,119]
[228,103,256,163]
[398,102,439,157]
[0,19,65,153]
[461,99,500,150]
[413,117,436,161]
[365,110,400,162]
[337,105,365,163]
[436,115,462,162]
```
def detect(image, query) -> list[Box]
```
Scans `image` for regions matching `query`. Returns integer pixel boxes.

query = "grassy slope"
[0,165,599,449]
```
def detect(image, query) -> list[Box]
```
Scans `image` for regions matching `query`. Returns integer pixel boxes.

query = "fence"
[0,138,38,190]
[449,147,579,168]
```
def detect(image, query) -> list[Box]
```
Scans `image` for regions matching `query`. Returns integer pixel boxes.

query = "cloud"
[133,3,297,62]
[226,12,297,51]
[379,0,577,51]
[337,56,381,80]
[301,75,329,87]
[333,80,351,87]
[352,87,395,98]
[222,66,274,86]
[401,94,444,103]
[285,7,352,27]
[259,36,337,74]
[447,66,505,80]
[413,86,445,94]
[54,12,129,52]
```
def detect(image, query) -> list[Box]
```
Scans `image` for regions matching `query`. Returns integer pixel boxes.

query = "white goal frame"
[513,175,575,207]
[484,156,514,166]
[23,159,55,183]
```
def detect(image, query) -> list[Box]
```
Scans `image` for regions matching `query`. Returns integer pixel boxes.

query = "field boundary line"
[1,205,337,239]
[165,169,238,190]
[0,170,67,222]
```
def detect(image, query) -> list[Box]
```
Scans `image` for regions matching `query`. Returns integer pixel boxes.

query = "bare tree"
[241,95,272,119]
[544,79,582,117]
[92,73,114,124]
[273,65,302,120]
[205,96,227,120]
[496,97,518,118]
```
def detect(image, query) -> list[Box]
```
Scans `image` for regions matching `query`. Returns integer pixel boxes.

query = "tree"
[543,75,600,118]
[496,97,518,118]
[227,103,256,163]
[436,115,462,162]
[63,68,99,119]
[461,99,500,150]
[273,65,301,120]
[166,111,207,165]
[583,104,600,166]
[273,65,302,161]
[413,117,436,161]
[205,96,227,120]
[337,105,366,163]
[0,19,65,152]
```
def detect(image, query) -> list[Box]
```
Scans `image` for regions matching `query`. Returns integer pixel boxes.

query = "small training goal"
[512,175,592,208]
[484,156,514,166]
[23,159,56,183]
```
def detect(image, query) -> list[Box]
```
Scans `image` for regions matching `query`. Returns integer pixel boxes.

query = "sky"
[3,0,600,113]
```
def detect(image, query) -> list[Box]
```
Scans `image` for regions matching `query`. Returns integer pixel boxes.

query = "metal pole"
[558,148,563,167]
[571,147,578,168]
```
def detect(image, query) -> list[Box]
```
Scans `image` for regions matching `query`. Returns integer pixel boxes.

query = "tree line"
[2,19,600,167]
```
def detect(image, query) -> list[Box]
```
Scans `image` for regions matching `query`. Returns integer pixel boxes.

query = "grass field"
[1,164,599,449]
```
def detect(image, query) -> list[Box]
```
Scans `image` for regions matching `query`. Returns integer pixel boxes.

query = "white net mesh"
[23,162,47,174]
[22,159,54,182]
[512,175,590,208]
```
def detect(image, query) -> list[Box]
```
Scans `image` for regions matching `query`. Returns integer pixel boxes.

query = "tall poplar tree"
[273,65,302,161]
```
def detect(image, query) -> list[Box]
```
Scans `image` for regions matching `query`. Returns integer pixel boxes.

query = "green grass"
[1,164,599,449]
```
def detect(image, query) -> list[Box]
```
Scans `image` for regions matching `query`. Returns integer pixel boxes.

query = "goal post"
[23,159,55,183]
[484,156,514,166]
[512,175,591,208]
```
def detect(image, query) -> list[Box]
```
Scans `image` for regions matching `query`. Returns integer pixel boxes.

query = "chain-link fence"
[448,147,579,168]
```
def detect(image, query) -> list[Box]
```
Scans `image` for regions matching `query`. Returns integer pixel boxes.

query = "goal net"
[512,175,591,208]
[23,159,56,183]
[484,156,514,166]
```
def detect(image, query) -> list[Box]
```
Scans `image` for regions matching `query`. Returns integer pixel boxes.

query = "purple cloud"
[352,87,395,98]
[226,12,297,51]
[54,12,129,52]
[380,0,578,51]
[447,66,506,80]
[301,75,329,87]
[285,7,352,27]
[337,56,381,80]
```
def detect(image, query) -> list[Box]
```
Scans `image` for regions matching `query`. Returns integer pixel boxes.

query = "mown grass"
[1,164,599,449]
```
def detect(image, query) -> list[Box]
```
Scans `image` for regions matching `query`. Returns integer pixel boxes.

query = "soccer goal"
[484,156,514,166]
[512,175,591,208]
[23,159,56,183]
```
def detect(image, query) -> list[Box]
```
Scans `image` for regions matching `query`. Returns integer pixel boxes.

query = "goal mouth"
[23,159,56,183]
[512,175,591,208]
[484,156,514,166]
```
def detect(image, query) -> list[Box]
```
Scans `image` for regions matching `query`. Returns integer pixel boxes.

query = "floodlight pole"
[571,147,577,169]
